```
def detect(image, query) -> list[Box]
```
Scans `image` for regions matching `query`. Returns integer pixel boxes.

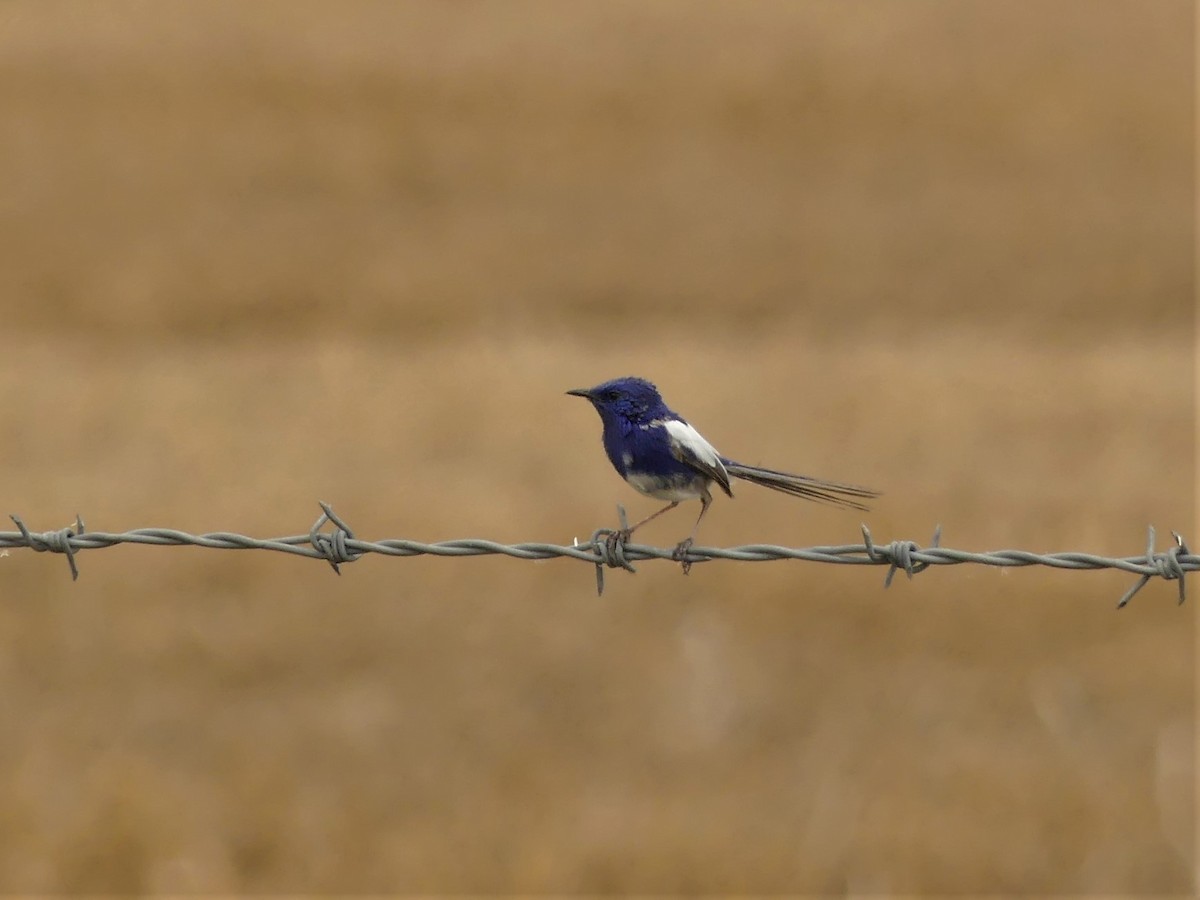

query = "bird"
[567,376,878,565]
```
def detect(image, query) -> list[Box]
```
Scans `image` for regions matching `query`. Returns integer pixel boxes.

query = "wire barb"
[310,502,361,574]
[1116,526,1190,609]
[9,514,86,581]
[862,524,943,587]
[588,505,637,596]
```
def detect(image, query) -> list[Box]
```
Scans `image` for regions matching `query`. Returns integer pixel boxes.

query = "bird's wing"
[662,419,733,497]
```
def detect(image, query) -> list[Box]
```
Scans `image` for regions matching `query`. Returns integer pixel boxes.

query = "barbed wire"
[2,503,1193,606]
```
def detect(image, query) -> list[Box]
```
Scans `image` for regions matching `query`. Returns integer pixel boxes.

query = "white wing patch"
[662,419,732,496]
[663,419,722,467]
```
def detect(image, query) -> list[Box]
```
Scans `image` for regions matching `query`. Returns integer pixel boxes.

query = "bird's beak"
[565,388,593,399]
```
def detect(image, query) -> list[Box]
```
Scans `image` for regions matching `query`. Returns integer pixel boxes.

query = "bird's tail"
[723,461,878,512]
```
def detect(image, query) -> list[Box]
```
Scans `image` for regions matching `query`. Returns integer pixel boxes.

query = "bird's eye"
[605,390,620,402]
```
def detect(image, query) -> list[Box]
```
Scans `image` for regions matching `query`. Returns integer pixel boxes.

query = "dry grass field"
[0,0,1193,893]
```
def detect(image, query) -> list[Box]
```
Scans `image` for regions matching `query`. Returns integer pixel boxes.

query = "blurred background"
[0,0,1193,892]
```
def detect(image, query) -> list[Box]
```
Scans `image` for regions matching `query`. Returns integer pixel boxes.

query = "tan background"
[0,0,1194,893]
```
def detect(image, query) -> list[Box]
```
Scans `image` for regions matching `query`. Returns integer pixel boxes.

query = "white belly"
[625,470,710,501]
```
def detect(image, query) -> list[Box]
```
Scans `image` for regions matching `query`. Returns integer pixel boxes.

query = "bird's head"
[566,376,667,425]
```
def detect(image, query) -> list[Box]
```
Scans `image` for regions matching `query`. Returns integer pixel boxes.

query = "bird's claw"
[672,538,696,574]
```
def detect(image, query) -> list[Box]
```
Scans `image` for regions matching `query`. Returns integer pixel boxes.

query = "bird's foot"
[672,537,696,575]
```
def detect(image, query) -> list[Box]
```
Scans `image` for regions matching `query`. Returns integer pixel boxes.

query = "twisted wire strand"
[2,503,1193,606]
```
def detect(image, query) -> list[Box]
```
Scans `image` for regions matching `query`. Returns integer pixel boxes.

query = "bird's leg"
[672,492,712,574]
[626,501,681,535]
[606,501,680,560]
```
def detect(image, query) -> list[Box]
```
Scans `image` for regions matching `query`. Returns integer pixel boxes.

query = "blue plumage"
[568,376,877,562]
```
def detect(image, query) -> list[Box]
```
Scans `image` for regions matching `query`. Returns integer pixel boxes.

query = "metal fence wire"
[3,502,1194,604]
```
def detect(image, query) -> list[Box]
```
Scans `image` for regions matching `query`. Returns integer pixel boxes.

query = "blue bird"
[568,376,878,562]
